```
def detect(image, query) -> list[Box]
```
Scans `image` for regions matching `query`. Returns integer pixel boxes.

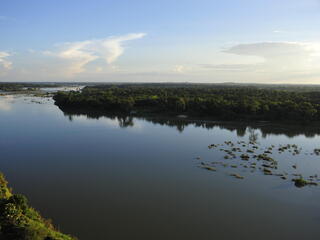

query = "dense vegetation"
[54,84,320,122]
[0,173,75,240]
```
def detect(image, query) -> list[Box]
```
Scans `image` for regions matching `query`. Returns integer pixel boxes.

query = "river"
[0,94,320,239]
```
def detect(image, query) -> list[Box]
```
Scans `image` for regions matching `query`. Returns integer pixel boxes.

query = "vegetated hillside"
[54,84,320,122]
[0,173,75,240]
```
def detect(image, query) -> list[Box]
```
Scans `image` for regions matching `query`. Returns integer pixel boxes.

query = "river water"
[0,94,320,239]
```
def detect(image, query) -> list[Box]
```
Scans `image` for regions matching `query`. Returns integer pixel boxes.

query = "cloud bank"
[223,42,320,73]
[198,42,320,82]
[1,39,320,83]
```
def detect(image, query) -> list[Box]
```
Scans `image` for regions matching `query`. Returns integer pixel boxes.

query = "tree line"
[53,85,320,121]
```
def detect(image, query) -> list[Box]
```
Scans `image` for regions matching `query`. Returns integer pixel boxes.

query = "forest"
[53,84,320,122]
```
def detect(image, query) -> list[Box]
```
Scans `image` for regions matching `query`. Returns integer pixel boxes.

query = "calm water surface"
[1,95,320,240]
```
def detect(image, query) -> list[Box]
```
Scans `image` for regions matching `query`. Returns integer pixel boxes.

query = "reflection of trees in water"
[236,127,246,137]
[63,110,134,128]
[59,106,320,138]
[118,116,134,128]
[248,128,259,142]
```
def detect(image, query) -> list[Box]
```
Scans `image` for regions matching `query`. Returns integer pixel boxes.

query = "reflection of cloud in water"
[70,115,119,128]
[0,95,14,111]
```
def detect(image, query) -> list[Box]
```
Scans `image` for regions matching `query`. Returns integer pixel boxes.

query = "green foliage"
[54,84,320,122]
[0,173,75,240]
[0,173,11,199]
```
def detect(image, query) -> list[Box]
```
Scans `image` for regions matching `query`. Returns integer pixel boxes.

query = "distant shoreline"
[53,84,320,123]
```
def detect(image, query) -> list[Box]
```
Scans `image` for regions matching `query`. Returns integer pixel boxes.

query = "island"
[53,83,320,122]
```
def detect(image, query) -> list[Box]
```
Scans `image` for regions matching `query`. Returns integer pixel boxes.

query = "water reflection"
[59,106,320,138]
[2,97,320,239]
[69,114,135,128]
[0,95,14,111]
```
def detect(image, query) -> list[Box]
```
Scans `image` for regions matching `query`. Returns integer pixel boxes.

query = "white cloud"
[0,52,12,71]
[199,63,258,72]
[193,41,320,83]
[220,42,320,74]
[45,33,146,77]
[27,49,36,53]
[173,65,185,73]
[273,30,288,34]
[224,42,310,57]
[101,33,146,64]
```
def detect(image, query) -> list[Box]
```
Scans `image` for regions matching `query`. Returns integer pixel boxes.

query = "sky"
[0,0,320,83]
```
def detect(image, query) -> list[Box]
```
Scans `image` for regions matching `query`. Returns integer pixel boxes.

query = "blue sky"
[1,0,320,83]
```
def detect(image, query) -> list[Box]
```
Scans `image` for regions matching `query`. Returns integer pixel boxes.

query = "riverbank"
[0,173,75,240]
